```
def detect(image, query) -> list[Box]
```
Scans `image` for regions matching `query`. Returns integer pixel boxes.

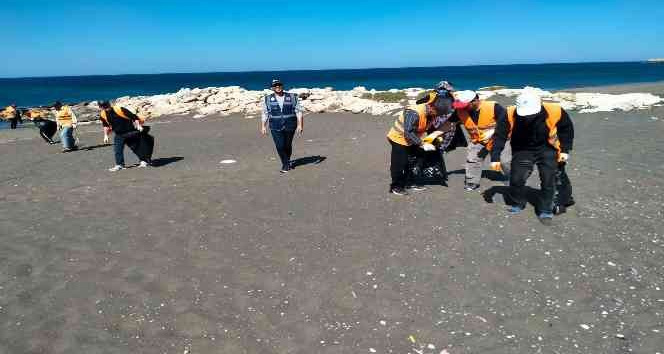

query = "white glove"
[421,143,436,152]
[490,162,502,171]
[103,134,110,144]
[558,153,569,163]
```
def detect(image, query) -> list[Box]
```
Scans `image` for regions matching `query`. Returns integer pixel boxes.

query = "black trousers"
[509,147,558,214]
[9,118,18,129]
[555,162,574,207]
[35,120,57,143]
[389,140,424,189]
[271,129,296,169]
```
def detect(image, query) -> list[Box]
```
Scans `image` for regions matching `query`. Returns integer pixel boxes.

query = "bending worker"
[54,101,79,152]
[490,91,574,225]
[387,92,453,196]
[26,109,57,144]
[98,101,150,171]
[260,79,303,173]
[452,90,511,191]
[2,104,22,129]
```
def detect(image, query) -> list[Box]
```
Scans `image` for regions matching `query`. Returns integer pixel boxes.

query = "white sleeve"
[261,97,269,123]
[294,95,303,119]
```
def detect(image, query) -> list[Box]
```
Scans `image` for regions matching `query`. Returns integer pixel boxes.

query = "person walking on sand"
[53,101,79,152]
[451,90,511,191]
[387,92,453,196]
[2,104,22,129]
[490,91,575,225]
[260,79,303,173]
[98,101,152,172]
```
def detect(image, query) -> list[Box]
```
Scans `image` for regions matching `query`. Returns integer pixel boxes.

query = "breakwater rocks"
[64,85,664,122]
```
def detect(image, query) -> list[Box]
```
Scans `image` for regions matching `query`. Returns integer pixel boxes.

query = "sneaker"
[279,166,289,173]
[108,165,125,172]
[390,187,409,196]
[464,183,480,191]
[138,161,150,168]
[406,185,428,191]
[538,212,554,225]
[507,205,524,215]
[553,205,567,215]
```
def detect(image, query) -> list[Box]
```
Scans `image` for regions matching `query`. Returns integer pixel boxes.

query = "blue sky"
[2,0,663,78]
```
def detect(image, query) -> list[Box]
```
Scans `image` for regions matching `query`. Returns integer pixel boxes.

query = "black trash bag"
[408,149,448,186]
[126,129,154,163]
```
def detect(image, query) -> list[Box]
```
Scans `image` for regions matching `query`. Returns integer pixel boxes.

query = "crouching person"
[491,91,574,225]
[452,90,511,191]
[387,93,452,195]
[26,109,57,144]
[98,101,152,171]
[54,101,79,152]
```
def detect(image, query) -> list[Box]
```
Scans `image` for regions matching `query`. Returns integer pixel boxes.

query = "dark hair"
[53,101,63,108]
[98,100,111,108]
[432,95,453,116]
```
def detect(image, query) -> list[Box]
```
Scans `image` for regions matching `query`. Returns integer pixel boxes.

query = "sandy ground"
[1,100,663,354]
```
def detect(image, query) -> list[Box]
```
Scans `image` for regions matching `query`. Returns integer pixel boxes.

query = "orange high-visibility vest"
[457,100,497,150]
[100,106,132,125]
[56,106,74,127]
[506,102,563,156]
[387,104,429,146]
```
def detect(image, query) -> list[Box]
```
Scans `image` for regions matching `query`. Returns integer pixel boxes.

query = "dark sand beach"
[1,95,663,353]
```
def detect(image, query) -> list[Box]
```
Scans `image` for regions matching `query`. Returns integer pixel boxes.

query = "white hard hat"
[515,91,542,116]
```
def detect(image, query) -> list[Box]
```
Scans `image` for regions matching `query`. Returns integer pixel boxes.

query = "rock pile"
[52,85,664,122]
[478,86,663,113]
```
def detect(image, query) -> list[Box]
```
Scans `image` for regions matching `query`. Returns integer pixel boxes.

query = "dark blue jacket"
[265,93,298,131]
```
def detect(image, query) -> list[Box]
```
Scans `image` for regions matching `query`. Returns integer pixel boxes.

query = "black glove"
[477,147,489,159]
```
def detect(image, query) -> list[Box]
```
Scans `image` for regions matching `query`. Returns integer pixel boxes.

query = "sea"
[2,61,664,108]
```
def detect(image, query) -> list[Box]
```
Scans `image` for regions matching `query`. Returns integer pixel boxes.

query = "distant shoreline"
[0,60,652,81]
[3,62,664,107]
[561,80,664,93]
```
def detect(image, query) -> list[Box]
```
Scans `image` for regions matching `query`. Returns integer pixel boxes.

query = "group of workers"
[386,81,575,225]
[3,77,574,224]
[2,100,154,170]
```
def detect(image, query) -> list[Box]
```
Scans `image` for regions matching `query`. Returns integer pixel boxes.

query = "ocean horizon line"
[0,59,651,81]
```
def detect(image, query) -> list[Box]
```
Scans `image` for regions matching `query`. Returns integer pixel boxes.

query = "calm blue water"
[2,62,664,107]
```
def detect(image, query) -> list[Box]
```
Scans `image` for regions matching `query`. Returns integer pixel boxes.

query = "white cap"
[452,90,477,109]
[515,91,542,116]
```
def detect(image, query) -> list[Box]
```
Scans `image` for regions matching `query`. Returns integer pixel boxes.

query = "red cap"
[453,100,469,109]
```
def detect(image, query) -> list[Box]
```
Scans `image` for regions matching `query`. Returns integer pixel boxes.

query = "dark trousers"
[389,140,424,189]
[113,134,132,166]
[271,129,295,169]
[555,163,574,207]
[35,120,56,144]
[508,147,557,214]
[9,118,18,129]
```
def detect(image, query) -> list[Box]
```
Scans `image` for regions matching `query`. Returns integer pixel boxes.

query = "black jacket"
[100,107,141,135]
[491,106,574,162]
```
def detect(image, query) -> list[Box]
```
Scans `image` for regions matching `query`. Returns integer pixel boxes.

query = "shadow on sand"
[291,155,326,169]
[80,143,113,151]
[482,185,542,215]
[150,156,184,167]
